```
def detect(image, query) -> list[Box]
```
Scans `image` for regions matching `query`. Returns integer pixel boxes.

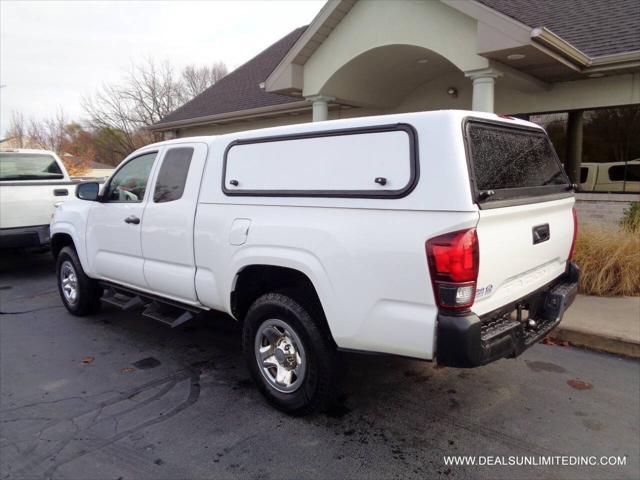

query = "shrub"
[620,202,640,234]
[573,227,640,296]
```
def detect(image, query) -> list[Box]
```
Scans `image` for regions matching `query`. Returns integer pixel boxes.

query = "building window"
[530,105,640,193]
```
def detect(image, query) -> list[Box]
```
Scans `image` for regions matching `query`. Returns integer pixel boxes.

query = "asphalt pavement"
[1,251,639,480]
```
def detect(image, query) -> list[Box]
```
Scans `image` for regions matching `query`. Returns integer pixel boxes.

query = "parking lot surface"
[1,251,639,480]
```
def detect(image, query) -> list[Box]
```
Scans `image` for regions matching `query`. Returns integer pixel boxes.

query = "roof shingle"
[478,0,640,57]
[160,26,307,125]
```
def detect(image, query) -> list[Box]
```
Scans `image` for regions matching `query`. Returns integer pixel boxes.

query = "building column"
[306,95,335,122]
[464,68,502,113]
[565,110,584,185]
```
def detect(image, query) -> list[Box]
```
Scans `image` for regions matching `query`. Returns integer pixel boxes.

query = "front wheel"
[242,292,339,415]
[56,246,102,316]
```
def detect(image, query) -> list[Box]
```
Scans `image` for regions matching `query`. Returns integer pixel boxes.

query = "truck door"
[87,151,159,289]
[140,143,207,304]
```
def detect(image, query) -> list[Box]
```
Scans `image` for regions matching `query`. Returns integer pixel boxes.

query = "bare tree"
[181,62,228,99]
[122,59,186,128]
[26,109,68,153]
[82,58,227,157]
[3,111,27,147]
[82,82,146,157]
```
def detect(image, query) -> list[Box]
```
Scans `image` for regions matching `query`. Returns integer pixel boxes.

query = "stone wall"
[575,193,639,230]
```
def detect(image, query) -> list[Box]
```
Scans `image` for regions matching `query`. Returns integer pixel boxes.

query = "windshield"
[0,152,64,181]
[466,121,570,203]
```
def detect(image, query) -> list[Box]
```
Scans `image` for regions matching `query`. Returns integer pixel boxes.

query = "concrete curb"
[550,295,640,359]
[551,327,640,359]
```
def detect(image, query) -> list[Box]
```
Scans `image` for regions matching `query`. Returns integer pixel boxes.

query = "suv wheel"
[242,292,339,415]
[56,246,102,316]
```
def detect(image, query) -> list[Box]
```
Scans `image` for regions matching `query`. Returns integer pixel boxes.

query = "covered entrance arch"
[317,44,467,111]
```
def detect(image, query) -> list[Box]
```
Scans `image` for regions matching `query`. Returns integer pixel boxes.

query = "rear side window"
[608,164,640,182]
[466,120,570,203]
[153,147,193,203]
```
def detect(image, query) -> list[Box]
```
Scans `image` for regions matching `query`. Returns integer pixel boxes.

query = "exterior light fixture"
[447,87,458,98]
[417,58,429,64]
[507,53,526,60]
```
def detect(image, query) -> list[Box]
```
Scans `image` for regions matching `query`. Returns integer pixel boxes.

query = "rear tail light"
[426,228,479,310]
[568,206,578,261]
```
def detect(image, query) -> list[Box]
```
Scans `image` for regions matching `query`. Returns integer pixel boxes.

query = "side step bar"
[102,287,144,310]
[99,283,203,328]
[142,301,194,328]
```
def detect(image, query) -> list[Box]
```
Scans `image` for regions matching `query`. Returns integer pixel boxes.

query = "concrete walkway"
[552,294,640,358]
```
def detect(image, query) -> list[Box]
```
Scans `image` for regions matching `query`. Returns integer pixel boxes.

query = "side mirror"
[76,182,100,201]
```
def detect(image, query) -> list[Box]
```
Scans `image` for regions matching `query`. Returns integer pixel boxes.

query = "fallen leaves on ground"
[120,367,136,374]
[542,336,570,347]
[567,379,593,390]
[81,356,94,364]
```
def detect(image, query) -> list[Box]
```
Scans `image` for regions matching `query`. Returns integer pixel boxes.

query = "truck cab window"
[106,152,156,202]
[608,164,640,182]
[580,167,589,184]
[153,147,193,203]
[0,152,64,181]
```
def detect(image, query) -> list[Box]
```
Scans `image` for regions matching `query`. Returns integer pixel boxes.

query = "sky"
[0,0,324,136]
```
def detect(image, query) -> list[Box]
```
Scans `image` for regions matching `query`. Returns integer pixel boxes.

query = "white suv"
[50,110,579,414]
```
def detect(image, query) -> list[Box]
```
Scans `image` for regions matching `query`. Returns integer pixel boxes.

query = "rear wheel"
[242,292,339,415]
[56,246,102,316]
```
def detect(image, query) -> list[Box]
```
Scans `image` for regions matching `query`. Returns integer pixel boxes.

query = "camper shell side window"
[221,124,419,199]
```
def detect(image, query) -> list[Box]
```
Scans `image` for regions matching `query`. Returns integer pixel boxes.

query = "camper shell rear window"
[464,119,571,207]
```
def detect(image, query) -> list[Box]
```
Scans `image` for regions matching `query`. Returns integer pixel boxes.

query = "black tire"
[242,292,339,415]
[56,246,102,316]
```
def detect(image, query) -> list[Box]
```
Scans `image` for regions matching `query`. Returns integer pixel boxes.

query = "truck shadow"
[92,304,454,416]
[0,249,459,416]
[0,249,55,278]
[0,250,513,420]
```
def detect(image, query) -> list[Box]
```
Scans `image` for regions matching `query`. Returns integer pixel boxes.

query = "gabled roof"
[155,26,307,128]
[154,0,640,131]
[477,0,640,57]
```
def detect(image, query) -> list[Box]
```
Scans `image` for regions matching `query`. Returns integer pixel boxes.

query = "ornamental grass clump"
[573,225,640,296]
[620,202,640,234]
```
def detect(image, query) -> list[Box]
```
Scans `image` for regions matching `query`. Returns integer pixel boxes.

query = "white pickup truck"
[1,149,73,249]
[579,160,640,192]
[50,110,579,414]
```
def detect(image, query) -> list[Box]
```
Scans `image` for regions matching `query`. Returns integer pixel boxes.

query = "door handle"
[532,224,550,244]
[124,215,140,225]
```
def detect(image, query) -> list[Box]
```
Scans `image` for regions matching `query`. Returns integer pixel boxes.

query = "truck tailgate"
[472,197,574,316]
